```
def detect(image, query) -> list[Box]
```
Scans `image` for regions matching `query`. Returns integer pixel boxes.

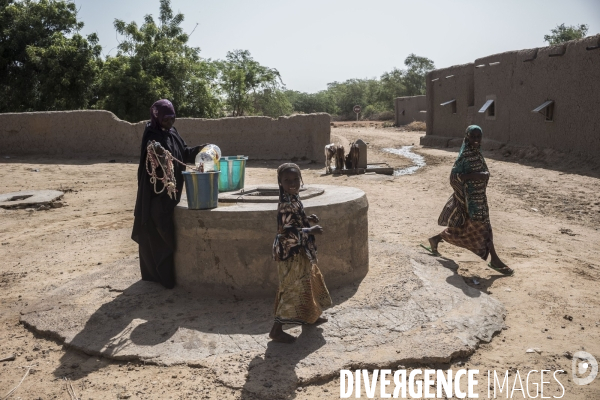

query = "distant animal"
[324,143,337,174]
[345,142,360,172]
[335,145,345,171]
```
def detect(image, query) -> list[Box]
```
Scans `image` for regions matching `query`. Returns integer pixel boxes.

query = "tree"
[252,89,293,118]
[284,90,337,115]
[544,23,588,45]
[378,68,406,110]
[217,50,284,116]
[326,79,376,119]
[97,0,221,122]
[283,54,434,119]
[0,0,102,112]
[402,54,435,96]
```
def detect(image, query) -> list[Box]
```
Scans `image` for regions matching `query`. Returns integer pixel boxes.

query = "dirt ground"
[1,124,599,399]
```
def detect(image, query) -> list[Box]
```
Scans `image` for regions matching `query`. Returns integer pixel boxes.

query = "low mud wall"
[395,95,427,125]
[0,111,330,162]
[425,63,474,138]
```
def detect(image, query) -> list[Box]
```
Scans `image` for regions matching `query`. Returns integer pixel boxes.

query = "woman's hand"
[309,225,323,235]
[307,214,319,223]
[151,141,165,155]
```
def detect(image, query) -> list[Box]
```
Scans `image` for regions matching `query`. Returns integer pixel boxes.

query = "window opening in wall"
[549,45,566,57]
[446,75,454,79]
[431,78,439,82]
[402,110,405,116]
[475,64,485,68]
[488,62,500,66]
[441,99,457,114]
[523,49,539,62]
[532,100,554,122]
[586,37,600,50]
[478,99,495,117]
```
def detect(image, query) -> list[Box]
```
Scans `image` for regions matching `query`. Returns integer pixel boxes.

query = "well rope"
[145,141,199,199]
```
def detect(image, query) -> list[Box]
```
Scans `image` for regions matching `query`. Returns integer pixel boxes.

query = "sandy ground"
[1,124,600,399]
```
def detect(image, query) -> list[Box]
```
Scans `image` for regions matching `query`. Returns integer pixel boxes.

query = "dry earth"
[1,123,600,399]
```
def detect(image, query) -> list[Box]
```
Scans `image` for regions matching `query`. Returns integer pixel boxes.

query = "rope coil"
[145,141,199,199]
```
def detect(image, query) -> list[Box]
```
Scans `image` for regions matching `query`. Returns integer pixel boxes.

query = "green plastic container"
[218,156,248,192]
[182,171,220,210]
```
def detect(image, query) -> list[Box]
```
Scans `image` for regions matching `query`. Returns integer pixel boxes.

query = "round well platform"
[174,184,368,297]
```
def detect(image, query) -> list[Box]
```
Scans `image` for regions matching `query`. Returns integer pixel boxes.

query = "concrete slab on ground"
[21,242,505,399]
[0,190,63,209]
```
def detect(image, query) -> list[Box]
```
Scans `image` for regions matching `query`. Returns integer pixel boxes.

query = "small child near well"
[270,163,332,343]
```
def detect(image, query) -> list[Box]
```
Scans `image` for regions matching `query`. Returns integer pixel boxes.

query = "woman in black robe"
[132,99,207,288]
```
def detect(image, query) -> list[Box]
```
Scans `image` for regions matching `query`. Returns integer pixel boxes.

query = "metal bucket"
[218,156,248,192]
[182,171,220,210]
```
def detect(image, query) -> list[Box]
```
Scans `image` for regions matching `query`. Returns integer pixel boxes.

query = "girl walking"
[270,163,332,343]
[423,125,514,276]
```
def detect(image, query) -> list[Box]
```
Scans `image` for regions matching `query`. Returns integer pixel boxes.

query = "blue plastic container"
[182,171,220,210]
[218,156,248,192]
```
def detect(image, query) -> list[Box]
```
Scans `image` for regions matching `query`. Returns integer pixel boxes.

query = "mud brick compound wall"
[421,34,600,156]
[0,111,331,162]
[394,95,427,125]
[425,63,474,140]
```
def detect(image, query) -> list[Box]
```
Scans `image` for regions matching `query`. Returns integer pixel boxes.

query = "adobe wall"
[471,51,518,144]
[0,110,331,162]
[505,36,600,154]
[422,34,600,156]
[394,95,427,125]
[425,63,474,138]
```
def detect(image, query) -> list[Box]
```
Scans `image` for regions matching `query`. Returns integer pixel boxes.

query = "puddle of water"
[382,146,426,176]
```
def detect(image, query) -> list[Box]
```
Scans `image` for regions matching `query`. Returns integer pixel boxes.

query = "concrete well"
[173,184,368,298]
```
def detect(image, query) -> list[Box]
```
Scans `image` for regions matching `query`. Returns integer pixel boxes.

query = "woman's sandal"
[419,244,441,257]
[487,262,514,276]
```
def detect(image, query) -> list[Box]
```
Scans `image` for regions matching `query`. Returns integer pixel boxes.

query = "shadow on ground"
[430,145,600,179]
[240,327,326,400]
[47,275,359,382]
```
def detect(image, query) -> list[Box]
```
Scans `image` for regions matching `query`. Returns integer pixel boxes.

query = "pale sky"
[73,0,600,93]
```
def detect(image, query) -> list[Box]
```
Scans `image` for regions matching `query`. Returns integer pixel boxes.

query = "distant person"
[270,163,332,343]
[422,125,514,275]
[132,99,207,288]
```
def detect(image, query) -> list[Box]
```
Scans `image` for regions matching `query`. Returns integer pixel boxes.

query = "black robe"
[132,122,206,288]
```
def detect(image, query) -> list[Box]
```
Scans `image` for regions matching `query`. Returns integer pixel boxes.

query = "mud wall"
[422,34,600,156]
[394,95,427,125]
[0,111,331,162]
[425,63,474,138]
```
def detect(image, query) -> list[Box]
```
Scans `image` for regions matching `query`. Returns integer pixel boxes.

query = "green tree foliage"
[0,0,434,121]
[0,0,102,112]
[327,78,383,119]
[402,53,435,96]
[285,54,434,120]
[544,23,589,45]
[216,50,285,117]
[252,89,293,118]
[284,90,337,115]
[97,0,222,122]
[378,68,406,110]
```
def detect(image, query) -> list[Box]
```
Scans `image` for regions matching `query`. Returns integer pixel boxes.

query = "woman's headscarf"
[452,125,484,174]
[277,163,303,201]
[465,125,482,139]
[150,99,176,130]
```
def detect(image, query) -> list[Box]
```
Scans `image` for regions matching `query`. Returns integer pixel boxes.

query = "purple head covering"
[150,99,176,130]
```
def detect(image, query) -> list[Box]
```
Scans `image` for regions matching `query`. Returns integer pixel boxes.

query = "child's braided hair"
[277,163,303,201]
